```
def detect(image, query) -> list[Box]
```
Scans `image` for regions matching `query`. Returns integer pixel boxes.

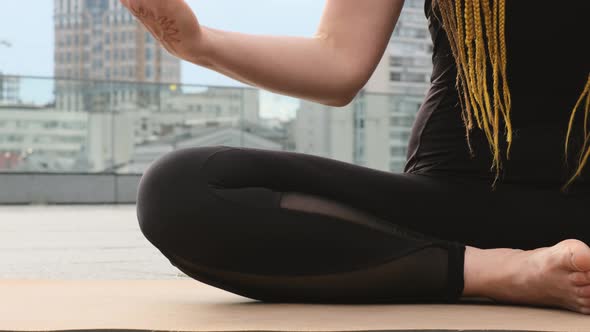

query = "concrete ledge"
[0,173,141,204]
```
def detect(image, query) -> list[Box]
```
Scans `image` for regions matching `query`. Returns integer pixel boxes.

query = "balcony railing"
[0,75,423,177]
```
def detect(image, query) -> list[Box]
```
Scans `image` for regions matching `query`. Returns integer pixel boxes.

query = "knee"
[135,146,231,248]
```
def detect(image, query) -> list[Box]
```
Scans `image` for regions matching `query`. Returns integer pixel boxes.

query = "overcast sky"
[0,0,325,87]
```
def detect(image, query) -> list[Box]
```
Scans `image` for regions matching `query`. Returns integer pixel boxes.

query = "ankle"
[462,246,525,298]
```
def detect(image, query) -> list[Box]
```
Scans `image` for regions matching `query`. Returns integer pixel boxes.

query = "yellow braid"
[436,0,476,155]
[563,75,590,191]
[498,0,513,158]
[433,0,590,191]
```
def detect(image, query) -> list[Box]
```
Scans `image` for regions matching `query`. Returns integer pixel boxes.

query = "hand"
[120,0,206,61]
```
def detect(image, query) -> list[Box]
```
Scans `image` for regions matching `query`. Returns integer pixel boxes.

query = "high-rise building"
[54,0,180,82]
[295,0,433,173]
[366,0,432,172]
[53,0,181,112]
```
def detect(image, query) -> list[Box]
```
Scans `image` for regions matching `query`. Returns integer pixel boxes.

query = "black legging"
[136,146,590,303]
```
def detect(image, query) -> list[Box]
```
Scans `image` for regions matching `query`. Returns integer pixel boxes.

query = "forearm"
[190,27,362,107]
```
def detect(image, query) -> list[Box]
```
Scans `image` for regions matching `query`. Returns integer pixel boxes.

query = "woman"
[121,0,590,314]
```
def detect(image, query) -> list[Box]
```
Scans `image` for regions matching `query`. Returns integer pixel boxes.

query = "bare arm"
[121,0,405,107]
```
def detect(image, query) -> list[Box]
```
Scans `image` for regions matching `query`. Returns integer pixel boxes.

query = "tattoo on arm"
[130,6,181,44]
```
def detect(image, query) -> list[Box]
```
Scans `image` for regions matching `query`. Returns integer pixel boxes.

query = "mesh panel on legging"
[159,190,465,303]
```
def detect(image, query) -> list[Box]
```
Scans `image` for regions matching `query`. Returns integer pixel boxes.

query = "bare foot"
[464,239,590,314]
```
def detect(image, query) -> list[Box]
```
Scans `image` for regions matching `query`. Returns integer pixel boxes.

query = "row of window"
[393,26,429,39]
[392,41,434,54]
[390,55,431,67]
[55,11,135,29]
[390,116,416,127]
[389,71,429,83]
[56,52,89,64]
[57,47,157,65]
[390,131,411,141]
[390,146,408,157]
[0,120,87,130]
[55,66,147,80]
[104,48,147,61]
[0,135,83,144]
[105,31,155,45]
[57,34,90,47]
[57,29,153,46]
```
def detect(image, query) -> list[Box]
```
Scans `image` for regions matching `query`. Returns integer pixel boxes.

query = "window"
[390,116,414,127]
[390,131,410,141]
[390,56,405,67]
[390,146,407,156]
[405,73,427,83]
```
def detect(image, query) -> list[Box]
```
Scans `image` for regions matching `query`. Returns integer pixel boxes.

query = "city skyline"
[0,0,433,176]
[0,0,324,87]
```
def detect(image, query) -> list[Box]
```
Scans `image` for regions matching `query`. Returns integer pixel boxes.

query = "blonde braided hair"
[433,0,590,191]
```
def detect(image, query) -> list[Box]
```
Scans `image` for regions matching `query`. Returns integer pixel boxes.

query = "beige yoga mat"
[1,280,589,332]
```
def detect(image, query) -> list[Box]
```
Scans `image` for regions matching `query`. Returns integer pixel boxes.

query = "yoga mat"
[0,279,588,332]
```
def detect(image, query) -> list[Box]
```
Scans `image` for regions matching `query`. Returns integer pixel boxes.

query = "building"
[0,104,88,171]
[50,1,268,171]
[367,0,432,172]
[295,0,433,173]
[123,124,285,174]
[0,74,21,105]
[53,0,181,111]
[87,86,262,172]
[0,78,265,173]
[54,0,180,82]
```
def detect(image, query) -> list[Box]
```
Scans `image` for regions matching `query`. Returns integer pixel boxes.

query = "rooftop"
[0,204,184,279]
[1,205,589,332]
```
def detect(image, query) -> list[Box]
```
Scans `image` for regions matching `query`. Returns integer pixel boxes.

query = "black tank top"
[404,0,590,190]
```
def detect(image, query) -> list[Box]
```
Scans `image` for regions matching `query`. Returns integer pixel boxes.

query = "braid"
[437,0,506,187]
[563,74,590,191]
[433,0,590,191]
[474,0,501,180]
[436,0,476,155]
[463,0,483,128]
[498,0,513,157]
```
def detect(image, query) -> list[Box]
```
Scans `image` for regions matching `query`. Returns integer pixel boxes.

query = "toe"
[570,271,590,286]
[575,284,590,297]
[559,239,590,272]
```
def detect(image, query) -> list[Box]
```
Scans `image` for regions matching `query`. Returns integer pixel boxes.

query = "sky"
[0,1,326,120]
[0,0,324,86]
